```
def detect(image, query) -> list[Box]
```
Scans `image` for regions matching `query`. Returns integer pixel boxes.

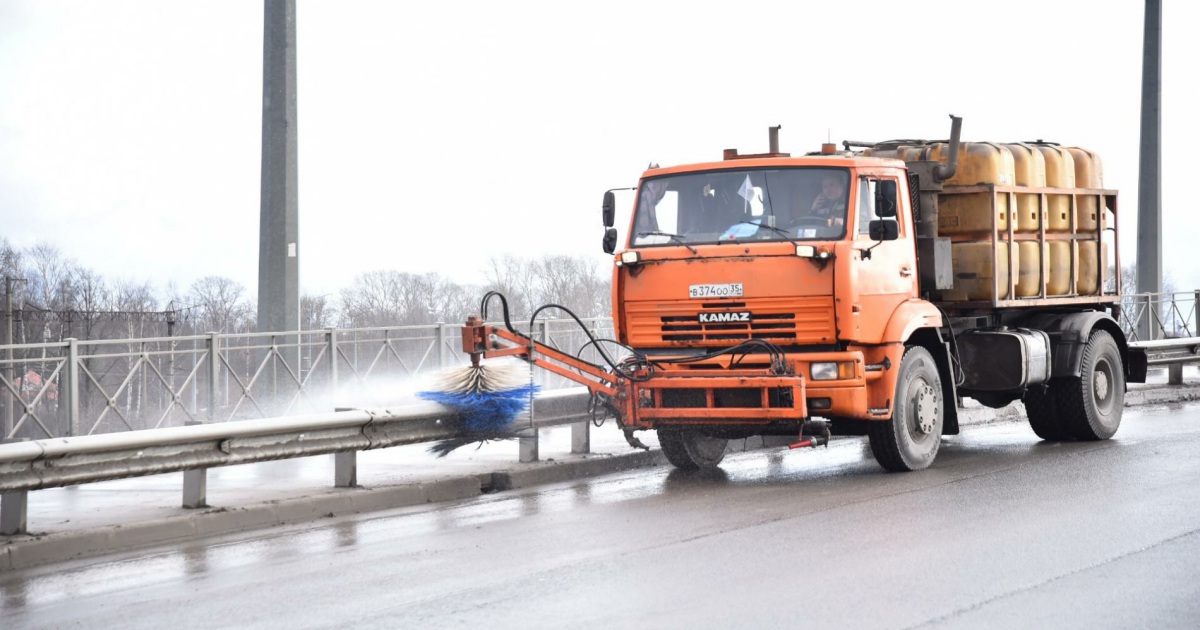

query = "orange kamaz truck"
[461,116,1146,472]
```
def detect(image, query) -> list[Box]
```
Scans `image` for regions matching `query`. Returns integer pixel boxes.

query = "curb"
[5,382,1200,571]
[1,475,483,572]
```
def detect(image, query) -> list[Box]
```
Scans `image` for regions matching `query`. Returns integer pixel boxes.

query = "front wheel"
[658,429,728,471]
[868,346,943,472]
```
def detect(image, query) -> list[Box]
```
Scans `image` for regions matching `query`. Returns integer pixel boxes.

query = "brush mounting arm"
[460,317,625,397]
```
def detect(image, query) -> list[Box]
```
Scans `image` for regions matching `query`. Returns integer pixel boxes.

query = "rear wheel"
[1058,330,1124,441]
[868,346,943,472]
[658,429,728,471]
[1023,386,1071,441]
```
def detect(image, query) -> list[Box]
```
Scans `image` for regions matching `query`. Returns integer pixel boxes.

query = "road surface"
[3,404,1200,629]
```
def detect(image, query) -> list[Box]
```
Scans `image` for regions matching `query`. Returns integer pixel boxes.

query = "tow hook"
[788,435,830,450]
[788,420,831,450]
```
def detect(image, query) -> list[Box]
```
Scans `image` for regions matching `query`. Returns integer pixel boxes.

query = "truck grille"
[624,296,836,346]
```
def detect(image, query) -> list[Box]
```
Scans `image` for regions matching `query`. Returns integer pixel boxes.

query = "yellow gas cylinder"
[1077,241,1110,295]
[1067,147,1105,231]
[944,241,1016,301]
[1047,241,1071,295]
[930,142,1015,235]
[1015,241,1049,297]
[1030,143,1076,232]
[1004,143,1047,232]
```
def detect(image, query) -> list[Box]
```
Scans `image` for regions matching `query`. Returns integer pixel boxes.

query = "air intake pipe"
[914,114,963,239]
[934,115,963,183]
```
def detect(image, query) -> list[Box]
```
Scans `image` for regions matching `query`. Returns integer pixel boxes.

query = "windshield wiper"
[731,220,793,240]
[636,231,699,254]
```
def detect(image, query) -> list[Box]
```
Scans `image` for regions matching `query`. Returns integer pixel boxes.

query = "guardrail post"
[182,422,208,508]
[335,451,357,487]
[1,437,28,535]
[519,428,539,463]
[571,419,590,454]
[207,333,220,422]
[1169,362,1184,385]
[66,338,80,437]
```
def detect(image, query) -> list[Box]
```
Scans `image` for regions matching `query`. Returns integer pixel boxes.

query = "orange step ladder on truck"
[459,116,1147,472]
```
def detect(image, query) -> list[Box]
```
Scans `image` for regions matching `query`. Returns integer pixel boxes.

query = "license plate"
[688,283,744,299]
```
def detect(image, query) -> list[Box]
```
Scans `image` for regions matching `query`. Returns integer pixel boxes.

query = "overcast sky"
[1,1,1197,298]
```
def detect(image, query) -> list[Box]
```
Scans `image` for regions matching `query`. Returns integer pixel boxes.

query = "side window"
[857,178,875,235]
[857,177,901,237]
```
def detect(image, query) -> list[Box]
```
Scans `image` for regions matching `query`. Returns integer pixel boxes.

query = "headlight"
[811,361,855,381]
[811,362,838,381]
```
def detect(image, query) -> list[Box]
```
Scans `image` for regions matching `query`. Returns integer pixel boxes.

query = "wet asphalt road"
[3,405,1200,629]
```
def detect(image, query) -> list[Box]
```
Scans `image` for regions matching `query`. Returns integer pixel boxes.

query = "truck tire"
[1056,329,1124,441]
[1022,386,1071,441]
[868,346,943,472]
[658,429,727,471]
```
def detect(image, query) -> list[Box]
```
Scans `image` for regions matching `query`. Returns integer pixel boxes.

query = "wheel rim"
[1093,356,1115,414]
[687,433,727,462]
[907,376,939,440]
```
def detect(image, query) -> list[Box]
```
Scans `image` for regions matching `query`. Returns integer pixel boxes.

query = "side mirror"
[869,220,899,241]
[602,191,616,227]
[874,180,898,218]
[602,227,618,254]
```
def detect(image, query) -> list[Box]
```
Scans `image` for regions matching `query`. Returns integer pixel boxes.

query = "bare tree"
[301,293,335,330]
[189,276,252,334]
[0,238,22,278]
[65,265,109,341]
[482,255,539,318]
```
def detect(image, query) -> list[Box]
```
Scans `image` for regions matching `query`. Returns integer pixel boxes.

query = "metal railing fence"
[0,318,612,441]
[1117,290,1200,342]
[3,289,1199,442]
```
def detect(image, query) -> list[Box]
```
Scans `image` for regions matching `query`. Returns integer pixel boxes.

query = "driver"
[806,172,844,226]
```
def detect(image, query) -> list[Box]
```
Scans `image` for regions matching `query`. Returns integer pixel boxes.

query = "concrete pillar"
[258,0,300,338]
[1136,0,1162,342]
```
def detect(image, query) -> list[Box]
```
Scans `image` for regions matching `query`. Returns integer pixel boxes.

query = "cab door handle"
[899,267,913,277]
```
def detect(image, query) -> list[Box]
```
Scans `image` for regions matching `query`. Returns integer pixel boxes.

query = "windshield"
[631,167,850,246]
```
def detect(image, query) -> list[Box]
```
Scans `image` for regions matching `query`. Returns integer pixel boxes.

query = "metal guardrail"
[0,388,595,535]
[0,318,613,441]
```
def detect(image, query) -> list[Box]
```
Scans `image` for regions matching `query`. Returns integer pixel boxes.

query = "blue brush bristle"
[418,382,541,433]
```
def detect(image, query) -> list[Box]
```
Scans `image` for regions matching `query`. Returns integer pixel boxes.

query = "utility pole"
[258,0,300,338]
[1136,0,1162,340]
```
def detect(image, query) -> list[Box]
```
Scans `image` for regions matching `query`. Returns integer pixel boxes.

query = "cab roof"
[641,155,906,180]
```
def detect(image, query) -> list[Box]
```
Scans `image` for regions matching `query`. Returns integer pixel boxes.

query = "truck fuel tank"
[956,328,1051,391]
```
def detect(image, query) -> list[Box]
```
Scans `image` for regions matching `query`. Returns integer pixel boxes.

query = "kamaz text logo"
[699,312,751,324]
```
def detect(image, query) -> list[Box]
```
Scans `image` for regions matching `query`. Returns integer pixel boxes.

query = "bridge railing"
[0,318,612,441]
[1118,291,1200,341]
[6,291,1200,443]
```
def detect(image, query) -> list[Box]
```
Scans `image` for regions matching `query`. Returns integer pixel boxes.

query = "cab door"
[852,171,918,343]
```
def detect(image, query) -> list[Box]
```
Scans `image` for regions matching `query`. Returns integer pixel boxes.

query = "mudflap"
[1126,347,1148,384]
